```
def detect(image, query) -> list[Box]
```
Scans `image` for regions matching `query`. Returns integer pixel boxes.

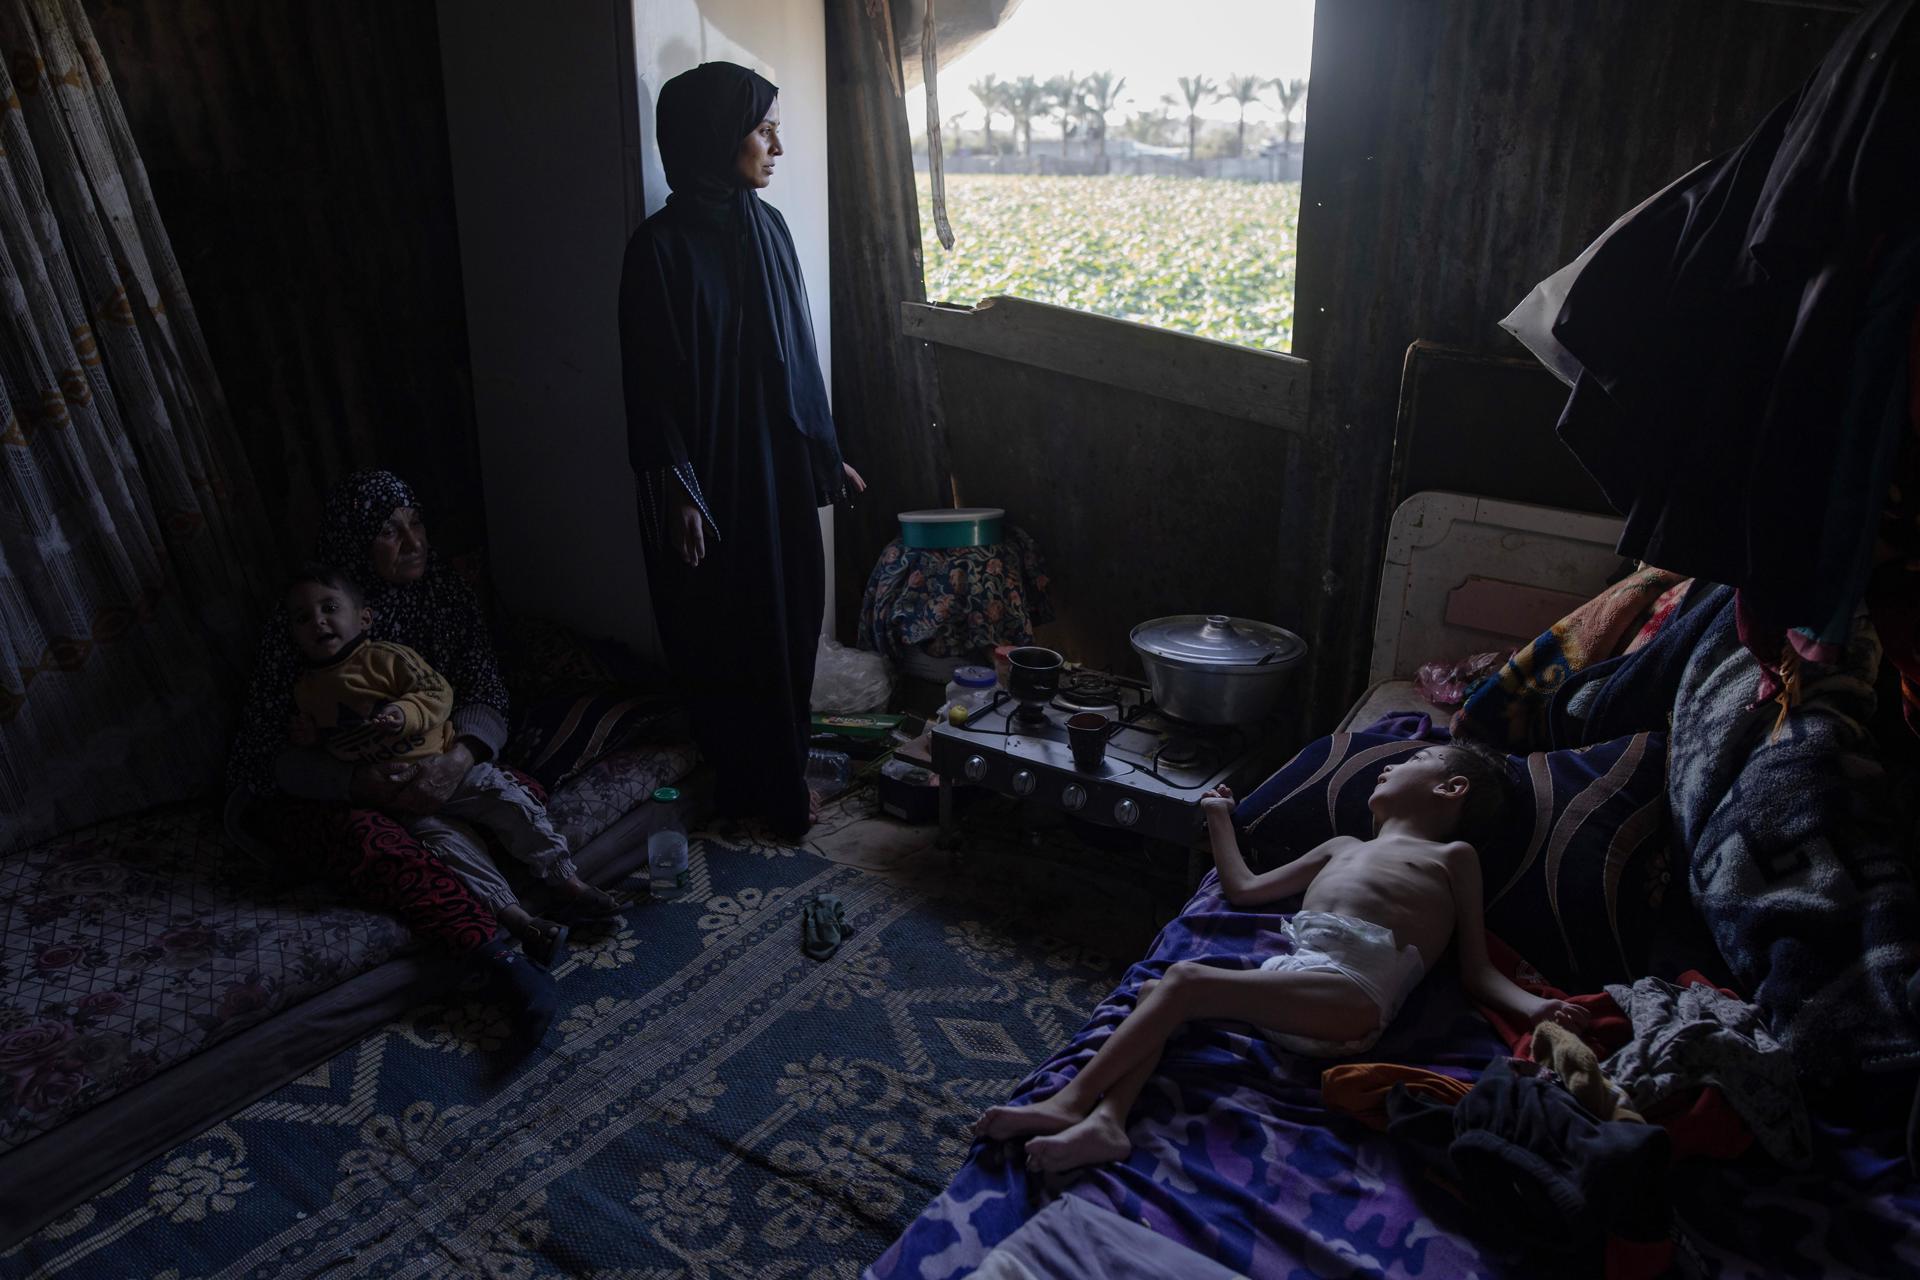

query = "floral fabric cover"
[542,745,699,853]
[0,805,412,1158]
[858,527,1054,662]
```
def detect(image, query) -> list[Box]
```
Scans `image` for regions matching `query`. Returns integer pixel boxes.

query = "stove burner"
[1156,736,1209,770]
[1056,671,1125,711]
[1012,700,1051,729]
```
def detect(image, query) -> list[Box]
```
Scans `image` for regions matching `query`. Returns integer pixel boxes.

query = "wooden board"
[1389,342,1613,518]
[933,342,1306,738]
[902,296,1310,435]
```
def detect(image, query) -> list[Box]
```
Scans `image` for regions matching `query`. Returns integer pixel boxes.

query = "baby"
[283,565,619,962]
[974,742,1588,1173]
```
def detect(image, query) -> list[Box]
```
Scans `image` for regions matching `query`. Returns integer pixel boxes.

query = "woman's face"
[734,97,783,189]
[368,506,428,585]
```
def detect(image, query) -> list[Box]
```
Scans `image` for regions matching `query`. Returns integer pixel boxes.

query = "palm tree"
[1177,75,1215,163]
[1044,73,1079,157]
[1005,76,1046,158]
[1219,73,1264,158]
[1268,76,1308,148]
[945,111,966,156]
[1122,96,1177,147]
[1077,70,1128,163]
[969,75,1005,155]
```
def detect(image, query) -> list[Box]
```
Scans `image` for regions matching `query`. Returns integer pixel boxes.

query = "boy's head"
[284,565,371,663]
[1368,742,1509,842]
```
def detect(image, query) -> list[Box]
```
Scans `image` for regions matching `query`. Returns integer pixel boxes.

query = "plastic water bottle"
[804,749,853,802]
[646,786,688,896]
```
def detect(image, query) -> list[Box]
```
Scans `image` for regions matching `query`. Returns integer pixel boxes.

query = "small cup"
[1067,711,1111,772]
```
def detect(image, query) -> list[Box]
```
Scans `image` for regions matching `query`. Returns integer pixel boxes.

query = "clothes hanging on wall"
[1537,0,1920,724]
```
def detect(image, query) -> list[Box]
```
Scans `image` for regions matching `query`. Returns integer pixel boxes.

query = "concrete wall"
[438,0,832,659]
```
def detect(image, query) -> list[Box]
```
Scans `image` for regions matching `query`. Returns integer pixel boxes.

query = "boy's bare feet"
[973,1095,1083,1142]
[551,875,622,921]
[1024,1110,1132,1173]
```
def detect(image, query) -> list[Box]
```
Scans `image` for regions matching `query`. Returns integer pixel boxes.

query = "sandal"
[800,892,850,962]
[522,917,570,969]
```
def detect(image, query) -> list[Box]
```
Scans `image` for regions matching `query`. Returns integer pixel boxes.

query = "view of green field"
[915,173,1301,352]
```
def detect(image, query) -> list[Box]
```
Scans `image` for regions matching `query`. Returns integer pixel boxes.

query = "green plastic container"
[899,507,1005,550]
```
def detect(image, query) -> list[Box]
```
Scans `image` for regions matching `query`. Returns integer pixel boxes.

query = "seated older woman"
[228,470,617,1049]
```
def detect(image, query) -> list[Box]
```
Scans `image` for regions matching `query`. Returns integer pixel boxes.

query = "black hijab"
[647,61,843,501]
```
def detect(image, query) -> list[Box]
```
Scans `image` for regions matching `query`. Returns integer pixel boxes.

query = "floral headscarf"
[227,470,509,794]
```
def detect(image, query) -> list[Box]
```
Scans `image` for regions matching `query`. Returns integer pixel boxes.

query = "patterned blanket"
[1457,577,1920,1078]
[1664,591,1920,1079]
[871,874,1920,1279]
[1453,566,1686,750]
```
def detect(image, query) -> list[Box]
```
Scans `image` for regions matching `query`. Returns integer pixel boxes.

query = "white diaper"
[1257,911,1427,1057]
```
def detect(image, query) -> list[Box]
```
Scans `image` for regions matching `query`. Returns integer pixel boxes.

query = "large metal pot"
[1130,614,1307,725]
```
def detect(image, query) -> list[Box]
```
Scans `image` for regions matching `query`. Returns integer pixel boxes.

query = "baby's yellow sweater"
[292,638,455,764]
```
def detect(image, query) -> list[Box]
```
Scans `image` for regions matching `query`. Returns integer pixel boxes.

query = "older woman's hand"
[351,760,420,808]
[389,742,477,816]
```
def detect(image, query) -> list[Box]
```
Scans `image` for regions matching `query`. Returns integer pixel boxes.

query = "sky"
[904,0,1314,133]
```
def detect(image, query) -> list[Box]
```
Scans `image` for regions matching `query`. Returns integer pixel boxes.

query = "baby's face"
[286,582,369,662]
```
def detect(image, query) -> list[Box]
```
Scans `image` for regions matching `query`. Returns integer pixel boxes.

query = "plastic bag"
[1415,651,1507,708]
[812,637,893,713]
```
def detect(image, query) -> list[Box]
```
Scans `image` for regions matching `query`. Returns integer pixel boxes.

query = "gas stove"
[929,668,1294,847]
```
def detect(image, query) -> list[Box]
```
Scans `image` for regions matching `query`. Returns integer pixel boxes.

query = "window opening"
[908,0,1312,353]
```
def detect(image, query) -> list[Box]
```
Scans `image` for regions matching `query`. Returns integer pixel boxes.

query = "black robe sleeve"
[620,220,723,543]
[619,224,691,475]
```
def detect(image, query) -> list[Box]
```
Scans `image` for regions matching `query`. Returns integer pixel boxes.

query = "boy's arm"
[1202,795,1334,906]
[1449,844,1588,1030]
[371,644,454,735]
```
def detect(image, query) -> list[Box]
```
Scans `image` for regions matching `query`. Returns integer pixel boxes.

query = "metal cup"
[1066,711,1111,772]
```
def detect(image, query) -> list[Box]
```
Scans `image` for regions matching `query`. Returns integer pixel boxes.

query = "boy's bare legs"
[1025,1050,1158,1172]
[974,964,1378,1143]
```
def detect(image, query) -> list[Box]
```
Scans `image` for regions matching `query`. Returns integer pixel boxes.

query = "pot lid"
[898,507,1005,523]
[1131,614,1306,667]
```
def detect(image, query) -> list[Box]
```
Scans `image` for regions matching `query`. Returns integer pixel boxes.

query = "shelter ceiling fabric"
[0,0,267,852]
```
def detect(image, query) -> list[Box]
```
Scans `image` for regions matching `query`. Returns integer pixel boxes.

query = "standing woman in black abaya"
[620,62,864,840]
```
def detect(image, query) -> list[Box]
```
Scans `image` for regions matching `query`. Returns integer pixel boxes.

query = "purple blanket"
[868,876,1920,1279]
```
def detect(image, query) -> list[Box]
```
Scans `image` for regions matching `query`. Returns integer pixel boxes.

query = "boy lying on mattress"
[975,743,1590,1172]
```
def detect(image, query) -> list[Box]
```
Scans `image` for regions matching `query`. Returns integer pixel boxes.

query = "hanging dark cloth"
[1548,0,1920,712]
[620,61,845,837]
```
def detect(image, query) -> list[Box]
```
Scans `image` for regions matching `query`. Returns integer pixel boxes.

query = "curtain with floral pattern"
[0,0,269,851]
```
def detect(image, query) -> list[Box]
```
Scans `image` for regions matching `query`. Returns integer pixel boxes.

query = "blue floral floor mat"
[6,831,1123,1279]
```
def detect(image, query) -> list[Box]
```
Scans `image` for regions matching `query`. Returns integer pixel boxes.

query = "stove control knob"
[964,755,989,782]
[1114,799,1140,827]
[1011,769,1037,796]
[1061,783,1087,811]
